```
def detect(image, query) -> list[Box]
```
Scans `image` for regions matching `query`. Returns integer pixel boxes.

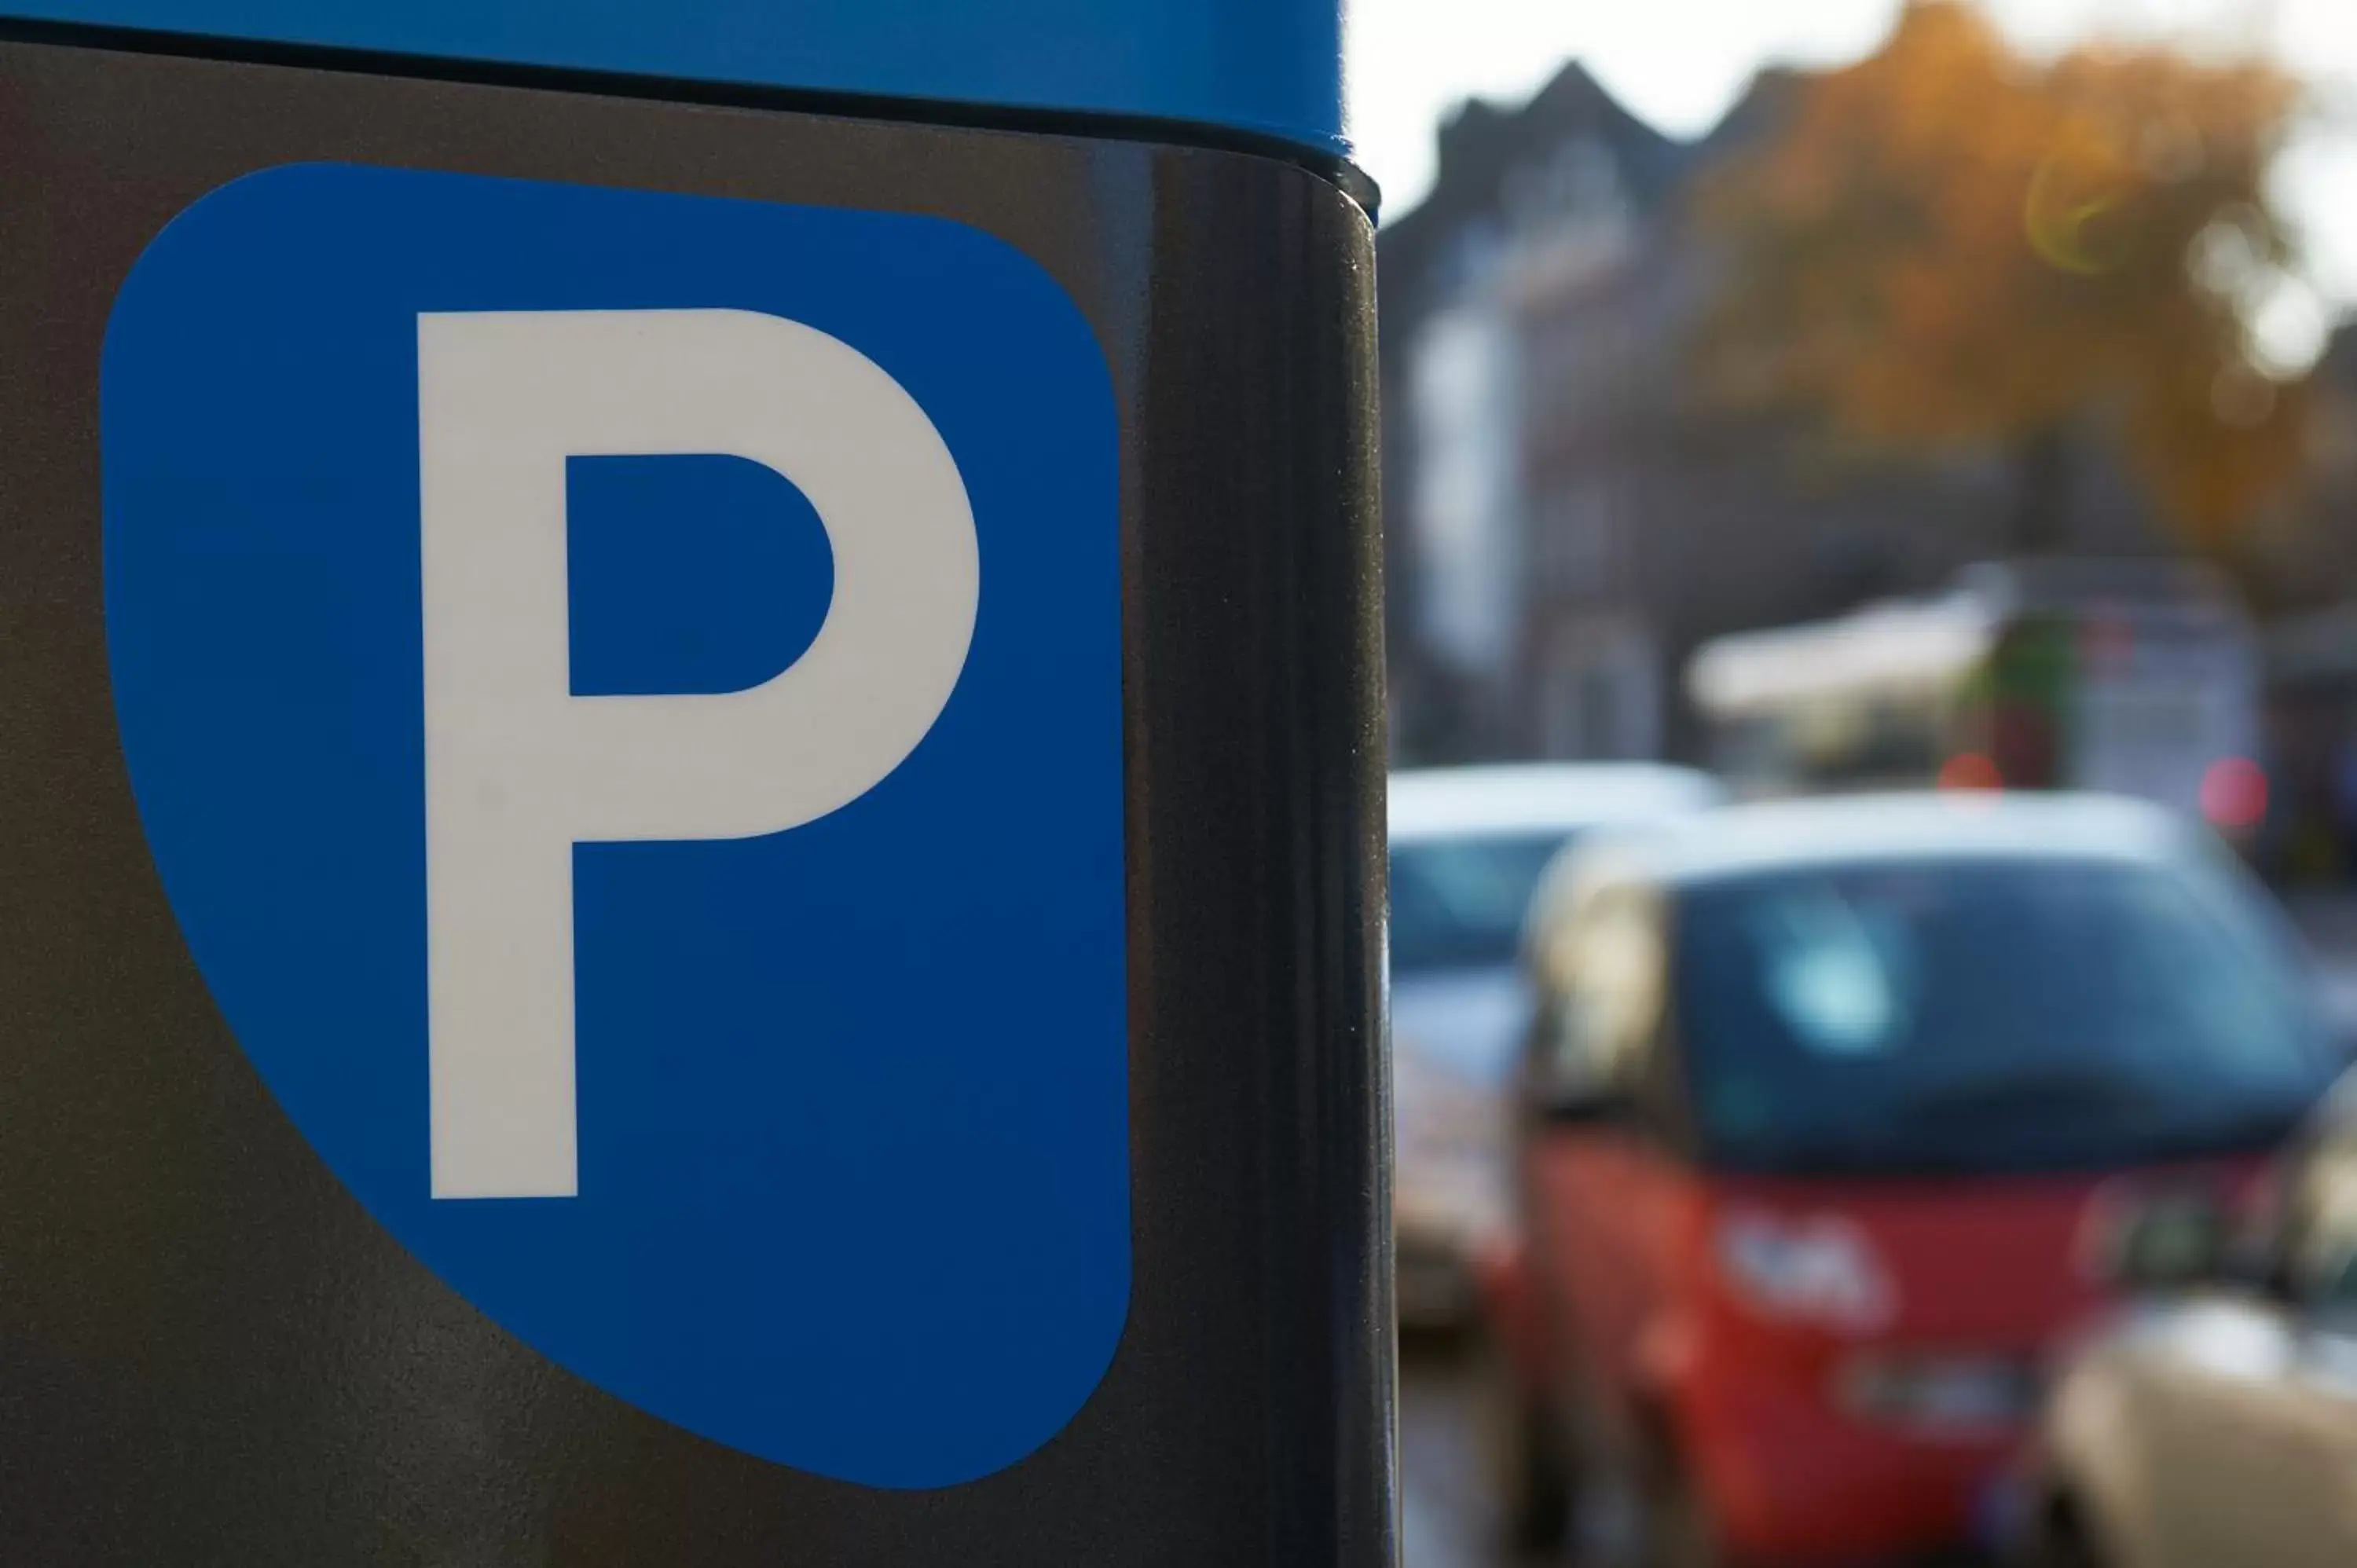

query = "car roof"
[1585,790,2199,888]
[1388,763,1722,844]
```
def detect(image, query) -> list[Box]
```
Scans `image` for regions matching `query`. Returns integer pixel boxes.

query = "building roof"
[1376,61,1694,314]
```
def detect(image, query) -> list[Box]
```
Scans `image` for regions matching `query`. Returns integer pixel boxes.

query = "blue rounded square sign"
[101,164,1130,1489]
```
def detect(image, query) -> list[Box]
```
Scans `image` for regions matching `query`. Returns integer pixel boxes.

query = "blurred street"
[1396,898,2357,1568]
[1380,9,2357,1559]
[1401,1337,1530,1568]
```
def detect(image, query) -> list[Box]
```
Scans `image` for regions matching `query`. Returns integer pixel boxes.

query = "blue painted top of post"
[0,0,1350,159]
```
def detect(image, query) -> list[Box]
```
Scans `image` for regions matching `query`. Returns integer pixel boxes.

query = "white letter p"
[419,309,980,1200]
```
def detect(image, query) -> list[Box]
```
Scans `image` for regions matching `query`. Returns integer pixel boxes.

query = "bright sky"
[1347,0,2357,316]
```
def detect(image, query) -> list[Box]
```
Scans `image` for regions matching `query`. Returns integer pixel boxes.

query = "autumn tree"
[1695,0,2315,553]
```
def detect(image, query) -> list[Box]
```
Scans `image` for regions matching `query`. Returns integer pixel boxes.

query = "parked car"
[1480,793,2339,1566]
[1389,764,1721,1327]
[2011,1069,2357,1568]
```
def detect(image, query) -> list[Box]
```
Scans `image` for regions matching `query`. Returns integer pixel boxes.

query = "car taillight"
[1714,1209,1897,1332]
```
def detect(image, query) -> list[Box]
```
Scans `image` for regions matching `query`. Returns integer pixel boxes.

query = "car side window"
[2284,1123,2357,1313]
[1539,882,1668,1097]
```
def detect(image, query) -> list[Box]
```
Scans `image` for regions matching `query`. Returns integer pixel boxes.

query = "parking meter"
[0,5,1389,1563]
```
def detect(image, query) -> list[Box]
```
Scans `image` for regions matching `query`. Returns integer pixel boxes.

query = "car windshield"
[1675,855,2333,1177]
[1391,831,1572,976]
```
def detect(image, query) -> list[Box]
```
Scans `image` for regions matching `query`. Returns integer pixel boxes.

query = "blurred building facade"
[2251,326,2357,880]
[2251,327,2357,611]
[1380,64,2187,766]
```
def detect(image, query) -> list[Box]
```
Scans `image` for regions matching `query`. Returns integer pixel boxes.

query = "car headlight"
[1394,1044,1498,1160]
[1392,1039,1508,1240]
[1715,1210,1897,1332]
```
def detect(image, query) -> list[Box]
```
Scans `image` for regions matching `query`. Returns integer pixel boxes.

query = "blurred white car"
[1388,763,1721,1325]
[2009,1070,2357,1568]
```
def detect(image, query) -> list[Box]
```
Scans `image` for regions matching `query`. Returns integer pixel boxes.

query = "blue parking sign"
[100,164,1131,1489]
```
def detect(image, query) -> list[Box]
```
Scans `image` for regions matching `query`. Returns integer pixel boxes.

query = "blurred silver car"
[2012,1072,2357,1568]
[1388,763,1720,1325]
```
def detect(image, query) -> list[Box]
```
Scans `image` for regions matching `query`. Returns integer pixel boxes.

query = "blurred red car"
[1481,794,2333,1567]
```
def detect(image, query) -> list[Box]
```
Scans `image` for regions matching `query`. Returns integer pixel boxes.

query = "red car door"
[1521,878,1694,1426]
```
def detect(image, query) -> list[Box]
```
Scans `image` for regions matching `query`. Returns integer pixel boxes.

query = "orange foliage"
[1697,0,2312,548]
